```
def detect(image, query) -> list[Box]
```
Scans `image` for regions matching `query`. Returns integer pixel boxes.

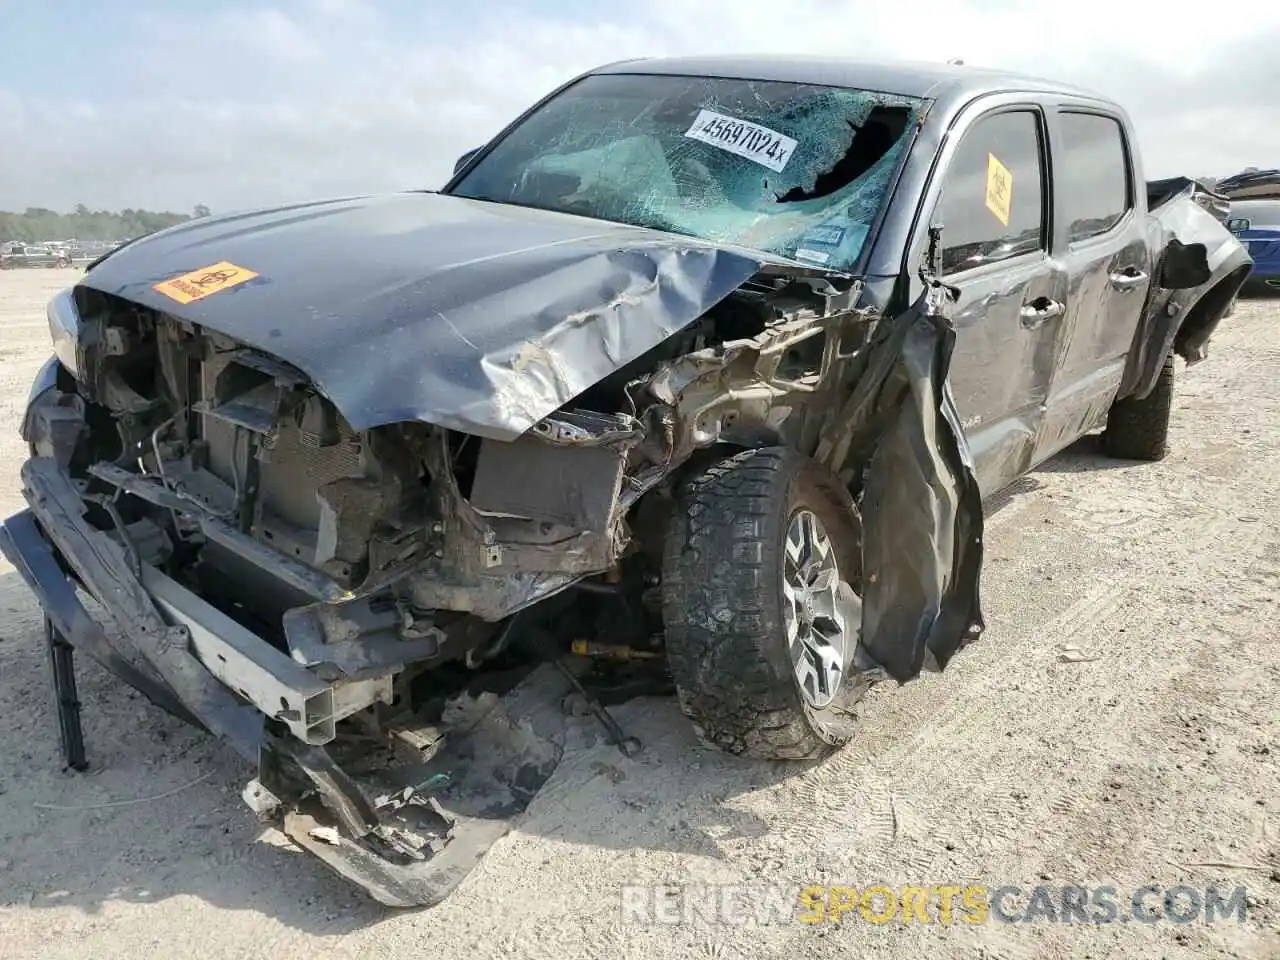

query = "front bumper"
[4,457,265,757]
[0,508,198,728]
[0,455,566,907]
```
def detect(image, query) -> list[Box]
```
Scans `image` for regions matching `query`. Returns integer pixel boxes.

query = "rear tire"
[1102,353,1174,461]
[661,447,867,760]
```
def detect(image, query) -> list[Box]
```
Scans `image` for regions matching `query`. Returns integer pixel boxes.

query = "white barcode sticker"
[684,109,797,173]
[794,248,831,265]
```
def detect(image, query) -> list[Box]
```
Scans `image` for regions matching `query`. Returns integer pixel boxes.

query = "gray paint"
[77,192,783,440]
[12,54,1249,701]
[61,55,1249,684]
[0,52,1255,908]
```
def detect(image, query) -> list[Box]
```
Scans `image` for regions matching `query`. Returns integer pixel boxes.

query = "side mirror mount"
[1159,238,1213,290]
[453,148,481,176]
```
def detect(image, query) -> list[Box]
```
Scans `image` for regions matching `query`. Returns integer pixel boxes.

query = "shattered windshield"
[448,73,924,272]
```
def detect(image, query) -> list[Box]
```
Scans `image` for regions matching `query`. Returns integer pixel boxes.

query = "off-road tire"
[661,447,865,760]
[1102,353,1175,461]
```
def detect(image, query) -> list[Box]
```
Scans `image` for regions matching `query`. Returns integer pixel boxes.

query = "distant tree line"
[0,204,211,243]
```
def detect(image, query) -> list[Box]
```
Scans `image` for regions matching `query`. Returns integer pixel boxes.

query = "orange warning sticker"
[153,261,259,304]
[984,153,1013,227]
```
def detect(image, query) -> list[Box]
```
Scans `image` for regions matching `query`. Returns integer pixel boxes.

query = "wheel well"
[1174,264,1250,361]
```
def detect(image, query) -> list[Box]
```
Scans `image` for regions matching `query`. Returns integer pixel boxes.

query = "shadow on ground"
[984,433,1136,522]
[1033,433,1141,476]
[0,568,808,935]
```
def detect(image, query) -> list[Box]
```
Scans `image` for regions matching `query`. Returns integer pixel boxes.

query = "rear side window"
[935,110,1045,275]
[1059,112,1131,243]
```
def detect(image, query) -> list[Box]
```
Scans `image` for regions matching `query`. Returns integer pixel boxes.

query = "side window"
[1058,112,1131,244]
[935,110,1045,275]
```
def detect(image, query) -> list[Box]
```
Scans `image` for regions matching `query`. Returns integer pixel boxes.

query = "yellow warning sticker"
[153,261,259,305]
[984,153,1013,227]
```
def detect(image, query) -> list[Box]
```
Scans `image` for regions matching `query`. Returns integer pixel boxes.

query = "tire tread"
[661,447,863,760]
[1103,353,1175,461]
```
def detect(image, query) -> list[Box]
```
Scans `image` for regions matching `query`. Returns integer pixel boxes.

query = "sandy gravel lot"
[0,268,1277,959]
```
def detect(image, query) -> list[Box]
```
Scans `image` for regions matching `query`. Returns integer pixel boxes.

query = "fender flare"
[1122,258,1251,402]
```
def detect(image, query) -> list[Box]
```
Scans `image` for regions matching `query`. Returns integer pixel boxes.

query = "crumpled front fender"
[817,282,985,683]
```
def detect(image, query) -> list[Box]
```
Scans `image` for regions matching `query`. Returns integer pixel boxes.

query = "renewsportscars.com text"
[619,883,1251,926]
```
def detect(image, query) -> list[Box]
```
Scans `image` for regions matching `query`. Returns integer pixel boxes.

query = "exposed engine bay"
[11,249,948,906]
[27,271,874,746]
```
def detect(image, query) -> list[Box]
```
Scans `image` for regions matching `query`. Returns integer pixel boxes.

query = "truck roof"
[593,54,1108,105]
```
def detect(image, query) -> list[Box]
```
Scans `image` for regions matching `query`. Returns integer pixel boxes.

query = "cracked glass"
[449,73,924,272]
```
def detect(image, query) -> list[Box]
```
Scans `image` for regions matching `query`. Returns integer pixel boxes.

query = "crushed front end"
[9,290,594,904]
[2,261,895,904]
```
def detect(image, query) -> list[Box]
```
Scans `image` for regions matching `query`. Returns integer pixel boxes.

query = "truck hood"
[79,192,776,439]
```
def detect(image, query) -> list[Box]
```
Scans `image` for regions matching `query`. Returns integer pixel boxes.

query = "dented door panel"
[1031,107,1154,464]
[947,256,1069,496]
[912,102,1065,496]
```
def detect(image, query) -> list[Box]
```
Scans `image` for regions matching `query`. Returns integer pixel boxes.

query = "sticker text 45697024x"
[684,109,798,173]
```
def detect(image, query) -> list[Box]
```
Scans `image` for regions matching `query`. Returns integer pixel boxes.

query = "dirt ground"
[0,267,1276,960]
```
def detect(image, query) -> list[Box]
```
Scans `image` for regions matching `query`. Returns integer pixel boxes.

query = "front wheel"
[661,447,868,760]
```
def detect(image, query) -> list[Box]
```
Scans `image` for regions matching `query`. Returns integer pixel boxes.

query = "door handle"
[1109,268,1148,290]
[1019,297,1064,328]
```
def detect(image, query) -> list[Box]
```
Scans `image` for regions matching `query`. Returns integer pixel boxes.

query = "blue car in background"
[1228,199,1280,290]
[1217,168,1280,294]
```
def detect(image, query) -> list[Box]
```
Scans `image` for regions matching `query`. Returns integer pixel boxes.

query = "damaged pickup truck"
[0,56,1251,906]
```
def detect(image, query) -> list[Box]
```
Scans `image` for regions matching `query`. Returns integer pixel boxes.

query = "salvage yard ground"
[0,268,1277,960]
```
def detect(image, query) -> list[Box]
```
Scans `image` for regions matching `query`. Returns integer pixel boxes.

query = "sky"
[2,0,1277,214]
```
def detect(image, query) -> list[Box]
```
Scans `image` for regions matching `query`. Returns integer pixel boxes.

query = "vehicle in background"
[0,244,72,269]
[1227,199,1280,291]
[63,241,125,264]
[1217,167,1280,201]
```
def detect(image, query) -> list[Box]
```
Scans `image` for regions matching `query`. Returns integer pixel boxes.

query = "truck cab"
[826,64,1248,494]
